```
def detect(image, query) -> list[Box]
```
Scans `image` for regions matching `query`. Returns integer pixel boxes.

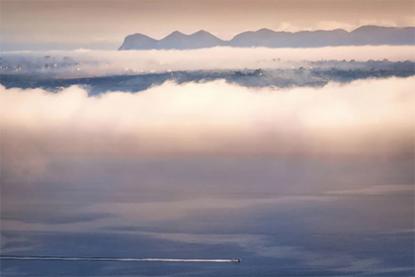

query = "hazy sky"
[1,0,415,50]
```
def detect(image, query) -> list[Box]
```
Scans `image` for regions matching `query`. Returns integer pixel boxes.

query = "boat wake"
[0,256,241,263]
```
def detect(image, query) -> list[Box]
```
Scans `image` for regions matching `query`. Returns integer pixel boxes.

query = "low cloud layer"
[1,77,414,178]
[1,46,415,77]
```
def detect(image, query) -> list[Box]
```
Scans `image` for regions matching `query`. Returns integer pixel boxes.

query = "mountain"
[158,30,225,49]
[230,28,351,47]
[119,26,415,50]
[348,25,415,45]
[119,33,158,50]
[119,30,225,50]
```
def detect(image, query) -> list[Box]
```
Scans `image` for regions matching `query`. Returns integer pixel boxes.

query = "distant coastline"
[119,25,415,50]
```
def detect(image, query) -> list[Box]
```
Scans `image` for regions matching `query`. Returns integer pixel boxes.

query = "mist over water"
[1,47,414,276]
[1,46,415,78]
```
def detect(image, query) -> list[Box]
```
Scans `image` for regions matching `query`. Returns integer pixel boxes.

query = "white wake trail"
[0,256,241,263]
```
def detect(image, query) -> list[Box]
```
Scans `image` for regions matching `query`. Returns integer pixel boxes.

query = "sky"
[1,0,415,50]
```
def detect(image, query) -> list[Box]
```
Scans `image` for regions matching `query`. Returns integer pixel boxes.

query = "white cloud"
[0,77,414,178]
[2,46,415,77]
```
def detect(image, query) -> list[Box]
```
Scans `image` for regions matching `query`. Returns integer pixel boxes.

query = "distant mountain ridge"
[119,26,415,50]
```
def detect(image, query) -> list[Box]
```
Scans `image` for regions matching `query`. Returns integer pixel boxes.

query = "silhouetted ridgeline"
[119,26,415,50]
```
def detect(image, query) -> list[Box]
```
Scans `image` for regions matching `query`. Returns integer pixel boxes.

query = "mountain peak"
[118,33,157,50]
[256,28,275,33]
[192,30,210,35]
[190,30,222,40]
[164,31,186,38]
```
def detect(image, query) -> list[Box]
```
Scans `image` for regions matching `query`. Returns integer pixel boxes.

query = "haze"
[1,0,415,50]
